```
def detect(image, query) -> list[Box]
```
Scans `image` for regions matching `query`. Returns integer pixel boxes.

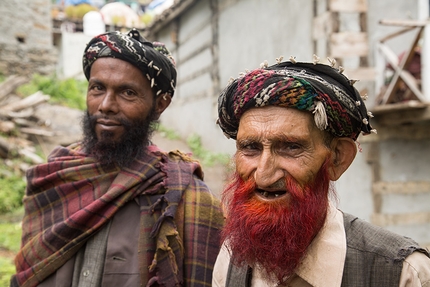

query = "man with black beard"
[11,29,224,287]
[81,101,157,167]
[213,60,430,287]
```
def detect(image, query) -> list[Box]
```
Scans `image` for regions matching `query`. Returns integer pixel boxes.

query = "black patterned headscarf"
[218,60,376,141]
[83,29,177,97]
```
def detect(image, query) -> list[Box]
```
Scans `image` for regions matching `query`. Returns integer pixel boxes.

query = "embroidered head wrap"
[83,29,177,97]
[217,61,376,140]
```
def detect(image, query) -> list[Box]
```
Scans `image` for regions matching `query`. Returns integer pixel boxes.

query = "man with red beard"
[11,29,224,287]
[213,60,430,287]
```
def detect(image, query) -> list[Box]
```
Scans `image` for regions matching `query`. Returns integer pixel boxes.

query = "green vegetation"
[17,74,87,110]
[155,126,230,167]
[0,172,26,214]
[0,211,23,286]
[156,125,181,140]
[0,221,21,253]
[0,256,16,287]
[64,3,98,20]
[186,133,230,167]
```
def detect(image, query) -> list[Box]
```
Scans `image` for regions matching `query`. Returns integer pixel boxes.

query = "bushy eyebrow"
[237,134,307,147]
[88,78,139,91]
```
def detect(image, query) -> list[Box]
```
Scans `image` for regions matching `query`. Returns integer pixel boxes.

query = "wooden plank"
[1,91,50,112]
[371,103,430,125]
[329,0,367,12]
[378,41,424,103]
[0,75,28,102]
[379,26,416,43]
[373,181,430,195]
[364,123,430,141]
[372,100,427,113]
[343,67,376,81]
[378,42,399,67]
[378,26,424,104]
[330,32,368,57]
[372,212,430,226]
[313,11,333,40]
[379,19,428,27]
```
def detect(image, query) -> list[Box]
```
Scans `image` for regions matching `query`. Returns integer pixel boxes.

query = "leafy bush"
[0,222,21,253]
[17,74,87,110]
[0,221,22,286]
[156,125,181,140]
[65,4,98,20]
[186,134,230,167]
[0,173,26,214]
[0,257,15,287]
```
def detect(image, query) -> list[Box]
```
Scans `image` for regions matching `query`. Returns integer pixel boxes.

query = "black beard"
[81,109,158,168]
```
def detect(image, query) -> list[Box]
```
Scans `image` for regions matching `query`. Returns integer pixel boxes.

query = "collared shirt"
[212,205,430,287]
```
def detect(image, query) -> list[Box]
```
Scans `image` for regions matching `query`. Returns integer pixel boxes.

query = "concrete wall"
[0,0,57,75]
[156,0,315,155]
[57,32,93,79]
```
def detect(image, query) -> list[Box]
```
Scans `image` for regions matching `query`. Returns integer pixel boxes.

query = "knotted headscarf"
[218,61,376,140]
[83,29,177,97]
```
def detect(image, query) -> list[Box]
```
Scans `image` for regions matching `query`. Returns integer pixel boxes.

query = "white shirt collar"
[294,204,346,287]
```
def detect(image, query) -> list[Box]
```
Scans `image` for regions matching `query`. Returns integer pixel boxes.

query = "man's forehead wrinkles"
[239,133,304,144]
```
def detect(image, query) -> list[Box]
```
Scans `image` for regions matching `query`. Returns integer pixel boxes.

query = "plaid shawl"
[11,143,223,287]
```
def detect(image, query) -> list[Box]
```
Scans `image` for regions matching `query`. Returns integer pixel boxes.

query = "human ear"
[153,93,172,119]
[328,137,357,181]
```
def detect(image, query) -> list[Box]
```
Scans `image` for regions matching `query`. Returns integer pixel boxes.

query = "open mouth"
[256,189,287,199]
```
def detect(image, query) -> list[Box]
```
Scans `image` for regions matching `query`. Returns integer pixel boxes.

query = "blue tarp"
[57,0,95,6]
[147,0,168,10]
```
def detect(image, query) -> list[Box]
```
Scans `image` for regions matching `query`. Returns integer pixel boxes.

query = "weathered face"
[86,57,156,143]
[235,105,333,201]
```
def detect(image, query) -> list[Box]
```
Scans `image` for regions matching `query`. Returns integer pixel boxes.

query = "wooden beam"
[371,102,430,125]
[373,181,430,195]
[330,32,368,57]
[372,212,430,226]
[313,11,333,40]
[0,75,28,102]
[379,26,417,43]
[329,0,367,12]
[372,100,427,113]
[379,19,428,27]
[378,26,425,104]
[344,67,376,81]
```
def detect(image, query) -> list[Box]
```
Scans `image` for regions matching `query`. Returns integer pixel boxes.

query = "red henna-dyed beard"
[221,161,332,283]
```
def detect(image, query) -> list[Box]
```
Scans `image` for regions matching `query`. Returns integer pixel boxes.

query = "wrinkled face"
[86,57,157,143]
[235,105,333,202]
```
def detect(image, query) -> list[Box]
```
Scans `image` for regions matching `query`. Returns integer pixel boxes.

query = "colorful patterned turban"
[217,61,376,140]
[83,29,177,97]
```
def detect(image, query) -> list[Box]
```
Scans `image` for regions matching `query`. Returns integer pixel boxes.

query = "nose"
[253,149,285,189]
[98,91,119,115]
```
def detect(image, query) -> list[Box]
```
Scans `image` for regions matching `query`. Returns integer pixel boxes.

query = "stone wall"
[0,0,57,76]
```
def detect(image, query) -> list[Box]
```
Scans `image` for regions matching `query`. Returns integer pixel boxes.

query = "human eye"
[276,141,303,156]
[237,140,261,155]
[121,89,138,100]
[88,83,104,93]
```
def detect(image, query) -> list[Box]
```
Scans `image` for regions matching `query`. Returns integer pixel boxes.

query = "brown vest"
[226,212,430,287]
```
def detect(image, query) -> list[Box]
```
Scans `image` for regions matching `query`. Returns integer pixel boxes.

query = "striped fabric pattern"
[11,144,224,287]
[218,61,374,141]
